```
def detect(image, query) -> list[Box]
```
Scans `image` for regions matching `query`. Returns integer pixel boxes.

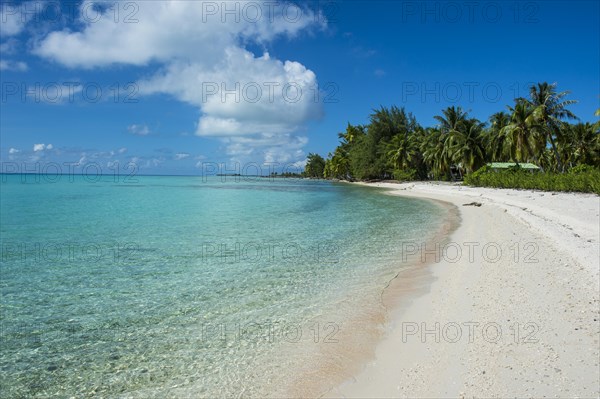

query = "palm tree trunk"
[547,132,563,172]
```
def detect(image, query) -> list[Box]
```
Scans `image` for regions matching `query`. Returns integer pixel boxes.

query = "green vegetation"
[312,82,599,193]
[464,165,600,194]
[268,171,303,178]
[304,153,326,178]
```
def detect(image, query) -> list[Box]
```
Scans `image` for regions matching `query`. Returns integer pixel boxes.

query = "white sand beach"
[326,182,600,398]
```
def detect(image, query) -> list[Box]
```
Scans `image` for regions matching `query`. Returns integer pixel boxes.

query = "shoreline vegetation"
[303,82,600,194]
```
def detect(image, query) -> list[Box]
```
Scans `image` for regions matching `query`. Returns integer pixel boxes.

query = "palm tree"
[329,148,351,179]
[305,153,326,178]
[528,82,578,171]
[448,119,486,174]
[421,128,451,179]
[432,107,485,175]
[323,156,333,179]
[424,107,470,178]
[502,99,544,164]
[366,106,420,178]
[434,106,469,133]
[386,131,416,171]
[338,123,364,146]
[561,122,600,167]
[484,112,510,161]
[369,106,416,142]
[537,148,556,172]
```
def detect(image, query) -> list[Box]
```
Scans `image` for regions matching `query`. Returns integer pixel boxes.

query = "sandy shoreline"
[325,182,600,398]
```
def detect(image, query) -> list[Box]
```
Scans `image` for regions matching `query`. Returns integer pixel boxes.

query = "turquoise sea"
[0,175,445,397]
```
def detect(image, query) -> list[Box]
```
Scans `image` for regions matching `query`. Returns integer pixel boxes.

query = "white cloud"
[34,1,323,68]
[0,60,28,71]
[222,133,308,165]
[0,38,19,54]
[127,156,165,169]
[0,1,38,36]
[32,143,54,152]
[140,47,322,139]
[1,5,35,73]
[174,152,190,160]
[118,147,127,154]
[291,158,307,169]
[127,124,150,136]
[34,0,326,163]
[8,147,20,154]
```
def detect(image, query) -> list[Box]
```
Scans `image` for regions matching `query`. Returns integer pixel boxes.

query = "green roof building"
[487,162,540,171]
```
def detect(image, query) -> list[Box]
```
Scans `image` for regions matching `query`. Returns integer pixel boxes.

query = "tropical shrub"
[465,166,600,194]
[392,168,417,181]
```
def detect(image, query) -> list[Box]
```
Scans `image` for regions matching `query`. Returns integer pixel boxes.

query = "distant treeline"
[304,82,600,189]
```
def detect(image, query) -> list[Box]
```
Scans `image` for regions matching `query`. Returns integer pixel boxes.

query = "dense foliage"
[464,164,600,194]
[309,82,599,193]
[304,153,326,178]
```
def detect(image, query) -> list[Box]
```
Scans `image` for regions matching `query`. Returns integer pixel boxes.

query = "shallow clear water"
[0,175,445,397]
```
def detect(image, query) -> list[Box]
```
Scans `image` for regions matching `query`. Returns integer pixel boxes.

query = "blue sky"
[1,0,598,175]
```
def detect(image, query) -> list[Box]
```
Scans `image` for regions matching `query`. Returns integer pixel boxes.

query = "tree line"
[303,82,599,181]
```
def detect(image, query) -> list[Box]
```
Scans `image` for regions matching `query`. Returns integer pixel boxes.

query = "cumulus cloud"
[33,143,50,151]
[140,48,322,139]
[223,133,308,165]
[127,124,150,136]
[33,0,326,164]
[34,1,323,67]
[8,147,20,154]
